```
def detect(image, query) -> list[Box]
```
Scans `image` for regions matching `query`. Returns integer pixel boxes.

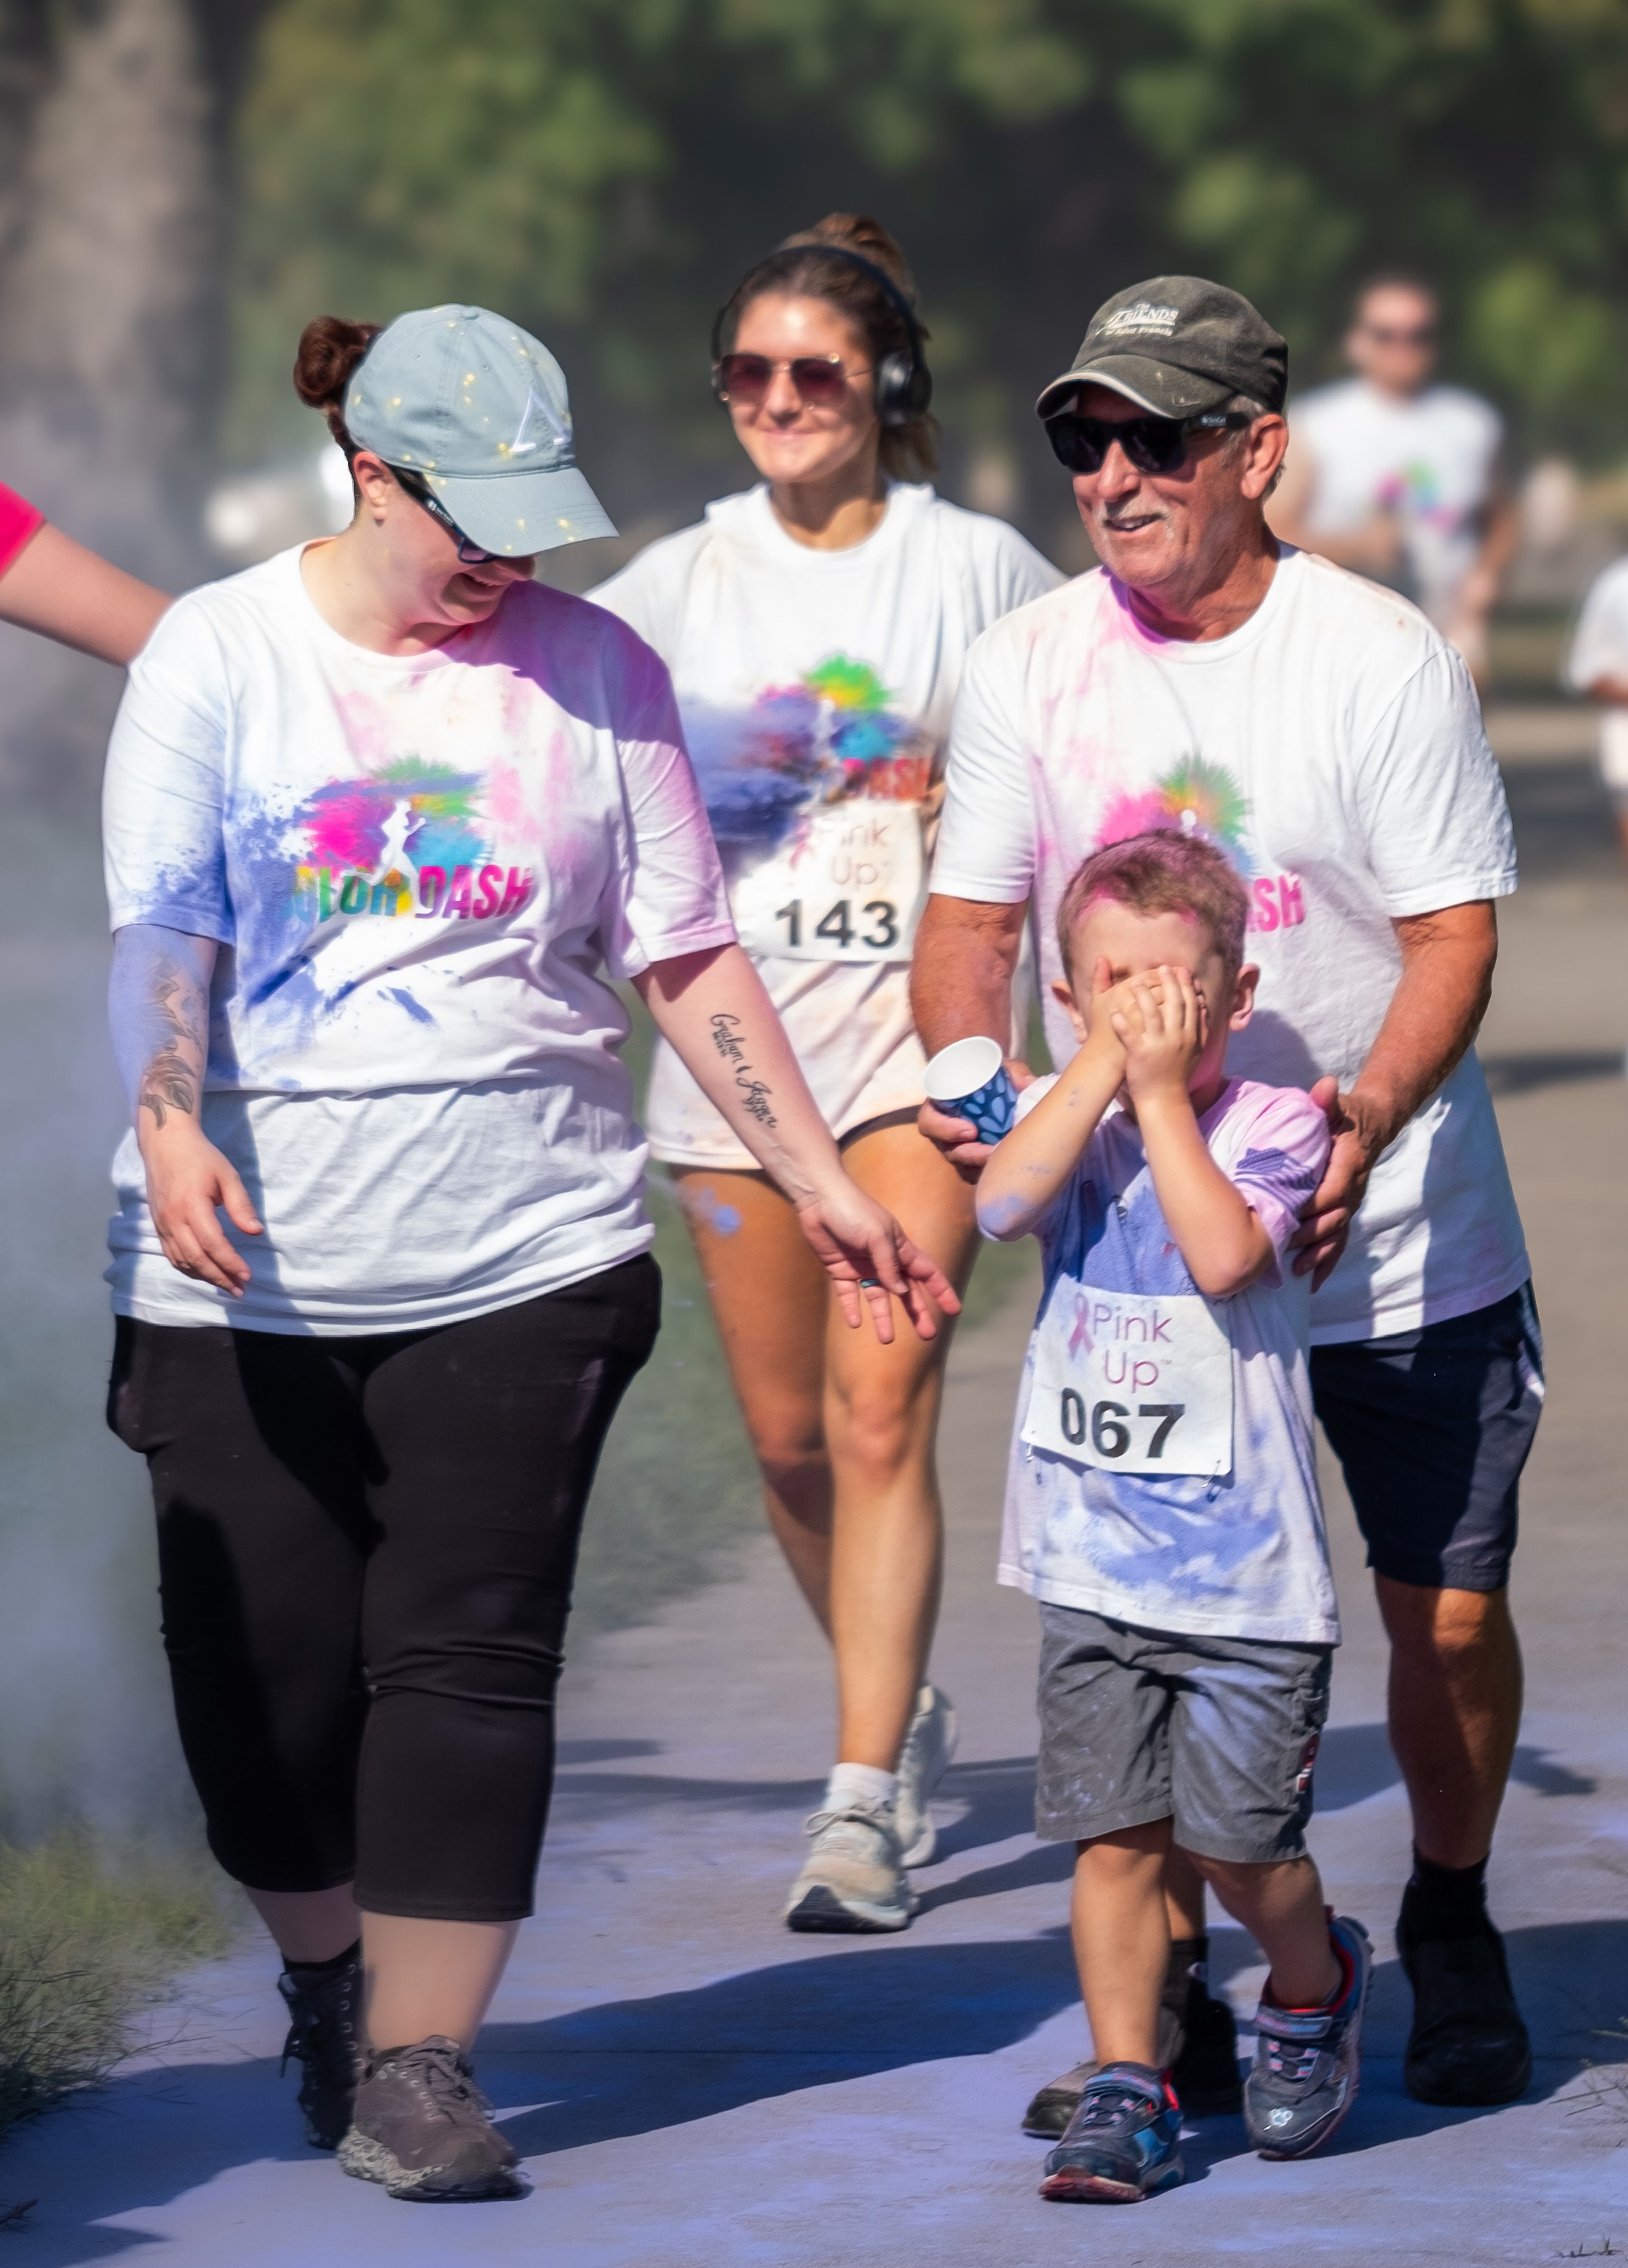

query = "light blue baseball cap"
[345,304,617,557]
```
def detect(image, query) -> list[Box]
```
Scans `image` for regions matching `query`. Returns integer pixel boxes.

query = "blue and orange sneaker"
[1039,2062,1184,2203]
[1245,1913,1372,2159]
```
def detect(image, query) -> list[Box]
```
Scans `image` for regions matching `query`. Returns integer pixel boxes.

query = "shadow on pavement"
[1483,1050,1623,1097]
[552,1726,1593,1861]
[7,1919,1623,2260]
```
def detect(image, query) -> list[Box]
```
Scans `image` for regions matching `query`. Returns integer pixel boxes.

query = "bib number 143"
[1021,1282,1233,1478]
[773,897,899,953]
[731,800,925,963]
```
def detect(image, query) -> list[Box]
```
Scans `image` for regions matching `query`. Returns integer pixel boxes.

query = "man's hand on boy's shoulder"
[1291,1076,1386,1290]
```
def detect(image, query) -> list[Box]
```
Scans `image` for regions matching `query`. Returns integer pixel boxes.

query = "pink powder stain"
[305,781,386,869]
[332,690,397,767]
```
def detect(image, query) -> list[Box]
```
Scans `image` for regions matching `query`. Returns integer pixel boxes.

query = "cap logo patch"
[1099,302,1180,338]
[506,382,572,461]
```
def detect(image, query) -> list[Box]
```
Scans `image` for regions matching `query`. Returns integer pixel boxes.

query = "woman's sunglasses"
[389,466,498,564]
[713,353,870,410]
[1045,409,1254,477]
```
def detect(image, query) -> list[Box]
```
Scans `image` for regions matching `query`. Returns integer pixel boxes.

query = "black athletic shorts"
[1310,1282,1542,1593]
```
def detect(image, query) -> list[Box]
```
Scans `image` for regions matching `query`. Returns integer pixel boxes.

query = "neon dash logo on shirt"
[288,757,533,925]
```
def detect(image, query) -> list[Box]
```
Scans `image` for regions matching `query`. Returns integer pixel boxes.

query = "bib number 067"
[775,897,899,953]
[1057,1393,1185,1460]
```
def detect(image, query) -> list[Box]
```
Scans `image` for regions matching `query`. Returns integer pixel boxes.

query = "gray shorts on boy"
[1036,1605,1333,1864]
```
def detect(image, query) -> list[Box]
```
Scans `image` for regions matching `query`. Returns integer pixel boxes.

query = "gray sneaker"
[895,1685,958,1867]
[1245,1916,1372,2159]
[277,1951,364,2150]
[785,1800,916,1932]
[338,2036,525,2201]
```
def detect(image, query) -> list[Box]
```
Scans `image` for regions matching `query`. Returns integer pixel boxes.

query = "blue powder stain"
[386,986,435,1025]
[712,1204,742,1235]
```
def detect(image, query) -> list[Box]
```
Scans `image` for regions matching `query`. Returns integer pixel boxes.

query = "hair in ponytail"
[717,213,939,481]
[293,316,382,455]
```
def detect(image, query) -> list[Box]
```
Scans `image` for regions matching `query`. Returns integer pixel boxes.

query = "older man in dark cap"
[913,276,1539,2137]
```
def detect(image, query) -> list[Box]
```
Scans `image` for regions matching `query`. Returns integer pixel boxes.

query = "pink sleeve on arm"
[0,484,45,577]
[1222,1085,1333,1261]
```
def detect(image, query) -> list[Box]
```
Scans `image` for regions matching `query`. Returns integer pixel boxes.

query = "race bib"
[1021,1280,1233,1478]
[731,800,926,964]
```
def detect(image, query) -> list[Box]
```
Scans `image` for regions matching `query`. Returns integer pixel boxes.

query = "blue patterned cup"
[923,1036,1020,1145]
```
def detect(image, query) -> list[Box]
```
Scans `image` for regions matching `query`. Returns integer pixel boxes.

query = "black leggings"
[108,1257,660,1922]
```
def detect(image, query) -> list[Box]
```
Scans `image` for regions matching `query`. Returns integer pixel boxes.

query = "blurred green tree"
[229,0,1628,546]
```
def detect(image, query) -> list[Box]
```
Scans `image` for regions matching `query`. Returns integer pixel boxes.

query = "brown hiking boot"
[338,2036,524,2201]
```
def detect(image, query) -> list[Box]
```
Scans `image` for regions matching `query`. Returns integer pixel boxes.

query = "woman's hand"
[794,1179,961,1346]
[140,1120,262,1295]
[1110,965,1204,1103]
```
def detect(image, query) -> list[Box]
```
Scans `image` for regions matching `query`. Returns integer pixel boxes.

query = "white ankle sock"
[825,1762,898,1812]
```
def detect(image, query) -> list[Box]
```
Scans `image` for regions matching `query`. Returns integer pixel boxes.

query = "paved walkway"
[5,726,1628,2264]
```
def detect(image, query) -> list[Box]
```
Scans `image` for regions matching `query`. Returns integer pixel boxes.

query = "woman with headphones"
[592,214,1060,1932]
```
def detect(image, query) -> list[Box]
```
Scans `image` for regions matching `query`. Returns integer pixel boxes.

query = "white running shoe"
[785,1800,917,1932]
[895,1684,958,1867]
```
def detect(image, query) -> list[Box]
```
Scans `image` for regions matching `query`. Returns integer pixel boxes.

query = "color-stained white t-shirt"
[932,547,1529,1346]
[1563,555,1628,792]
[103,545,735,1334]
[591,482,1061,1164]
[1000,1076,1340,1645]
[1291,378,1501,625]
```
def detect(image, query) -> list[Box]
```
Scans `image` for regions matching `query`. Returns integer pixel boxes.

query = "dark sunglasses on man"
[713,352,869,411]
[1045,408,1254,478]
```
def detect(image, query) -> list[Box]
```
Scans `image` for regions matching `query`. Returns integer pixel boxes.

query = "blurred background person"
[1270,275,1516,680]
[1563,548,1628,872]
[591,214,1060,1936]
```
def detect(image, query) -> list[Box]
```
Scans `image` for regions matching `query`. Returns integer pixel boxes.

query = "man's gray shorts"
[1036,1604,1333,1865]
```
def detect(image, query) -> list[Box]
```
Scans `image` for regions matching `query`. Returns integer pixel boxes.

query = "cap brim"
[1035,355,1235,423]
[425,464,618,557]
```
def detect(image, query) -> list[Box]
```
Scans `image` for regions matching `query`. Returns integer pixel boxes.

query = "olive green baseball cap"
[345,304,617,557]
[1036,276,1288,422]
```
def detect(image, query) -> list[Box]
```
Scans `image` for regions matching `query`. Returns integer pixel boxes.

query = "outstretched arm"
[109,924,261,1294]
[2,522,169,665]
[636,942,959,1346]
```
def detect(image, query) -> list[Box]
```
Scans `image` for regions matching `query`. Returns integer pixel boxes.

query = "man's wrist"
[1342,1084,1401,1162]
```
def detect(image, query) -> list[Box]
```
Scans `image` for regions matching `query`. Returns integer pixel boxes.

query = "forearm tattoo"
[138,967,206,1128]
[709,1012,778,1129]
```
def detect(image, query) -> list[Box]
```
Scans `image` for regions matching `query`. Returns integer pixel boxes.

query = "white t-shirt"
[1000,1076,1339,1645]
[1564,556,1628,791]
[933,548,1529,1346]
[590,482,1061,1165]
[1291,379,1501,624]
[103,546,735,1335]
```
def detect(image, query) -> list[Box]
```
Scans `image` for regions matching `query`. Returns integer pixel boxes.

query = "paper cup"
[923,1036,1020,1144]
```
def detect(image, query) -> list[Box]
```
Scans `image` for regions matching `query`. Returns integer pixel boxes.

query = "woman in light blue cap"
[101,304,958,2202]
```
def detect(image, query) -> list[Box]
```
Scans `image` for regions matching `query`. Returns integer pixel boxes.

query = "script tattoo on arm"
[137,964,207,1129]
[709,1011,778,1129]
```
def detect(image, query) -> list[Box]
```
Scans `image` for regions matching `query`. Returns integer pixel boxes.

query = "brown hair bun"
[293,316,382,452]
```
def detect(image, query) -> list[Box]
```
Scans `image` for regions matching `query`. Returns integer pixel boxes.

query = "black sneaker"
[277,1952,364,2150]
[1173,1975,1243,2114]
[1397,1917,1532,2106]
[1244,1915,1371,2159]
[1039,2063,1184,2203]
[338,2036,525,2201]
[1021,1972,1239,2137]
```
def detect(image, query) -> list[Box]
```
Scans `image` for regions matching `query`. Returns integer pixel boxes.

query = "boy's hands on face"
[1078,955,1134,1067]
[1109,964,1206,1103]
